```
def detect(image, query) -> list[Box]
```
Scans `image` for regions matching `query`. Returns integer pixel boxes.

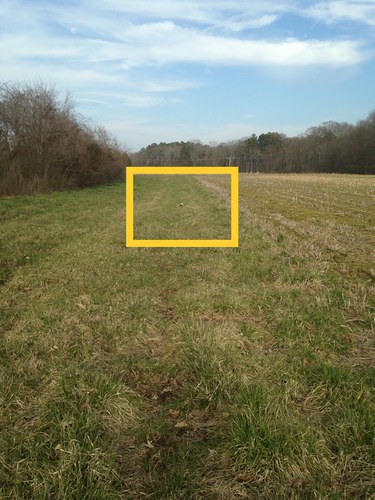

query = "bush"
[0,82,131,196]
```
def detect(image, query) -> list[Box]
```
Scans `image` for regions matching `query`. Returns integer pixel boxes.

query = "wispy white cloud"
[307,1,375,26]
[116,22,367,67]
[87,91,163,108]
[83,0,289,31]
[140,79,203,93]
[214,14,280,32]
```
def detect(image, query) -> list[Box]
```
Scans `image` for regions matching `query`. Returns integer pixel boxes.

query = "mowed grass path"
[134,175,231,240]
[0,174,374,498]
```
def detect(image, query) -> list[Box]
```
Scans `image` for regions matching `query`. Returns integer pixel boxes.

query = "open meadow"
[0,173,374,498]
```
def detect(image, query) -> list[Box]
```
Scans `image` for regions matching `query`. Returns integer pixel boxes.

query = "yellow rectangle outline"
[126,166,238,247]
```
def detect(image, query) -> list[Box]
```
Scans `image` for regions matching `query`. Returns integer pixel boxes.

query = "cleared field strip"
[205,173,375,280]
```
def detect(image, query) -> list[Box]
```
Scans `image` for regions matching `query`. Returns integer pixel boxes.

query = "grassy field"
[0,173,374,498]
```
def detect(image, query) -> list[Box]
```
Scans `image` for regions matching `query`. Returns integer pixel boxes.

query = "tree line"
[131,111,375,174]
[0,82,131,196]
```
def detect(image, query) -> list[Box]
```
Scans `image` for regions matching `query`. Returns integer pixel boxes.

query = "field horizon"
[1,173,374,498]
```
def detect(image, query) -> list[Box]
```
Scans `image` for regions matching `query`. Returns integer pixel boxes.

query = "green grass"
[0,174,374,498]
[133,174,231,240]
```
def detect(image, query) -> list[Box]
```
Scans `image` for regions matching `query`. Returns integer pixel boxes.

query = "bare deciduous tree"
[0,82,131,196]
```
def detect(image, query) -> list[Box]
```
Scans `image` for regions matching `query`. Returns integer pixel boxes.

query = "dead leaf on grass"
[168,409,180,418]
[174,421,188,429]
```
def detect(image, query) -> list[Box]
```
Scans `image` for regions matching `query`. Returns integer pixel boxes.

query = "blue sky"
[0,0,374,151]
